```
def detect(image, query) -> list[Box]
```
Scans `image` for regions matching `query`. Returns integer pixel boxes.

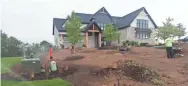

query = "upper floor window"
[137,19,148,28]
[98,23,106,30]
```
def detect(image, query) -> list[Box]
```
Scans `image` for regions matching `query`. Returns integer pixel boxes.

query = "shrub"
[135,41,139,46]
[129,41,135,46]
[140,43,148,46]
[122,41,127,47]
[122,40,139,47]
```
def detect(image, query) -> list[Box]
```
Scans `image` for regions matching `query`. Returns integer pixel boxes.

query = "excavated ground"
[2,44,188,86]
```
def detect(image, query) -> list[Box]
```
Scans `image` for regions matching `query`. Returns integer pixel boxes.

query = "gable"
[84,21,102,32]
[130,9,156,28]
[91,7,114,24]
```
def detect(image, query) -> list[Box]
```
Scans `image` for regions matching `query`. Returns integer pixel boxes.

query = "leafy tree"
[40,40,52,52]
[1,32,9,57]
[65,11,82,53]
[104,24,120,46]
[176,23,186,39]
[1,31,23,57]
[156,17,180,42]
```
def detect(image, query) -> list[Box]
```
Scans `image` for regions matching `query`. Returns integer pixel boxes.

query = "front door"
[88,32,95,48]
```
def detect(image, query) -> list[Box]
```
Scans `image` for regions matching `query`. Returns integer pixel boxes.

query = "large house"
[53,7,158,48]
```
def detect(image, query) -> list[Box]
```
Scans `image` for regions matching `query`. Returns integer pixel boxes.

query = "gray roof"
[84,21,102,32]
[52,18,66,35]
[53,7,157,35]
[116,7,144,29]
[75,13,92,23]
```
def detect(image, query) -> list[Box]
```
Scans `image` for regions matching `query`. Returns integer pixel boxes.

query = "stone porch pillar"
[60,34,63,43]
[85,32,88,48]
[98,32,101,47]
[60,34,63,48]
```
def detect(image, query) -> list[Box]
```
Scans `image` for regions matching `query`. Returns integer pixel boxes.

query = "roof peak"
[123,7,145,17]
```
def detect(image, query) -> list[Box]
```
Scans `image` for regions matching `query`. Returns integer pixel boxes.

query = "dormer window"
[137,19,148,28]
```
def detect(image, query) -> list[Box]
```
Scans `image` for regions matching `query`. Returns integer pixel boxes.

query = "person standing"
[49,45,53,59]
[165,37,174,58]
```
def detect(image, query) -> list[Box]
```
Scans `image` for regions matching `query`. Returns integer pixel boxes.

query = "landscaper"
[48,45,57,72]
[49,45,53,60]
[165,36,174,58]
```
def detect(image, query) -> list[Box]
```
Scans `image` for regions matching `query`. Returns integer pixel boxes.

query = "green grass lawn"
[2,78,71,86]
[1,57,71,86]
[1,57,22,73]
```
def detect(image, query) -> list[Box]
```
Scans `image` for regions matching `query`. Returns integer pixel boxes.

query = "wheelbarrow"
[172,47,184,57]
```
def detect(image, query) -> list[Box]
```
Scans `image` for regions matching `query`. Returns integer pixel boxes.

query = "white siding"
[130,10,155,29]
[54,26,61,48]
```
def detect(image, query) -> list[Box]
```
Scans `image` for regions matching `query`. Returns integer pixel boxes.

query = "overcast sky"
[1,0,188,44]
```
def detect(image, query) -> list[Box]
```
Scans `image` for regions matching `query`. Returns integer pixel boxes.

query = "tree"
[104,24,120,46]
[176,23,186,39]
[1,31,23,57]
[40,40,52,52]
[1,32,9,57]
[65,11,82,53]
[156,17,180,42]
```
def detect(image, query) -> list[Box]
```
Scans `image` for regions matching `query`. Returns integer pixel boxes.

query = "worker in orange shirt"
[49,45,53,61]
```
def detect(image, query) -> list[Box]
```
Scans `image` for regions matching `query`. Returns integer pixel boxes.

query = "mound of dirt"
[92,60,163,85]
[118,60,161,82]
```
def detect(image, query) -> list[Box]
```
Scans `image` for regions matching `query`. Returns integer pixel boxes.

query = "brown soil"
[2,44,188,86]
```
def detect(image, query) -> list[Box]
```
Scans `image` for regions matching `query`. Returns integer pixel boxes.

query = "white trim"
[59,32,85,35]
[59,32,67,35]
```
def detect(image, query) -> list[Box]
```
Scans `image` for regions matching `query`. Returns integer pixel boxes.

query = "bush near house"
[140,43,149,46]
[122,40,139,47]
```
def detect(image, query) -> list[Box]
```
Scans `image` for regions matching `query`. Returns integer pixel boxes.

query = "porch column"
[60,34,63,43]
[85,32,88,48]
[60,34,63,49]
[98,32,101,47]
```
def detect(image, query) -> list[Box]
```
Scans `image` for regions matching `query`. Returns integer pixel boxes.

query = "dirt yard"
[3,44,188,86]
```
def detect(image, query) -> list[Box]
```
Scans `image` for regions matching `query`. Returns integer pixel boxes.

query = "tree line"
[1,31,55,57]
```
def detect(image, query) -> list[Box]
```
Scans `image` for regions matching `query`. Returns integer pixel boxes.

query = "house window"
[97,23,106,30]
[103,24,106,30]
[137,19,148,28]
[136,32,150,39]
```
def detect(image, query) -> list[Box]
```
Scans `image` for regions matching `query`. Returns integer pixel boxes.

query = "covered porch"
[84,21,102,48]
